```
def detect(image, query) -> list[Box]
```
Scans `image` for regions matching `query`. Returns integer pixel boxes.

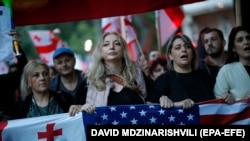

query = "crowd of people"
[0,25,250,123]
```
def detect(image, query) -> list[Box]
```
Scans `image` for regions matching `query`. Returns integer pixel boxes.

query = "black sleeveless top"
[74,75,150,106]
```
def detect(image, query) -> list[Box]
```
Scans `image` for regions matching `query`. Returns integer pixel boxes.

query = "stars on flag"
[82,104,200,126]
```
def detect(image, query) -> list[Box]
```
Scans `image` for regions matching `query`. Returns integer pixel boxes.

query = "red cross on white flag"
[101,16,140,61]
[0,113,86,141]
[37,123,62,141]
[157,6,185,47]
[28,30,66,66]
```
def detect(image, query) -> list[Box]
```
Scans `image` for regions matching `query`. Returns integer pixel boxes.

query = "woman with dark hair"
[146,33,214,109]
[214,26,250,104]
[148,57,167,81]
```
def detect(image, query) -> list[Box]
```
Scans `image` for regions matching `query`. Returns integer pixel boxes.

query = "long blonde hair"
[87,32,137,90]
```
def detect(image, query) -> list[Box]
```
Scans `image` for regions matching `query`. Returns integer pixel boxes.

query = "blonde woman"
[69,32,149,116]
[17,59,72,118]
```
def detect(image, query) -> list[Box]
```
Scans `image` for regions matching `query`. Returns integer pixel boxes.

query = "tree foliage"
[16,12,159,60]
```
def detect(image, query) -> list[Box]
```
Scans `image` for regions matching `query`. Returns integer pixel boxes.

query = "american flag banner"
[82,99,250,126]
[83,104,200,126]
[0,99,250,141]
[199,99,250,124]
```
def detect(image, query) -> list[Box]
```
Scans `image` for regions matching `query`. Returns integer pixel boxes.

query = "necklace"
[32,95,51,116]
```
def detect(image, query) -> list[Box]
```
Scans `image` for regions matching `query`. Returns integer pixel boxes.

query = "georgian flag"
[0,113,85,141]
[0,6,14,62]
[28,30,66,66]
[157,6,185,47]
[1,99,249,141]
[102,16,139,61]
[102,17,121,34]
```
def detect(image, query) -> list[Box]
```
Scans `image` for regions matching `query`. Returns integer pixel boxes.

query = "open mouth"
[180,54,188,59]
[244,47,250,51]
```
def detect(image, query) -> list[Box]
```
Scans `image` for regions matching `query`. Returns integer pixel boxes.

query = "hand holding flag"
[0,99,250,141]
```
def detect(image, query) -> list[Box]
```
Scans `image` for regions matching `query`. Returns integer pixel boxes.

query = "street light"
[84,39,92,52]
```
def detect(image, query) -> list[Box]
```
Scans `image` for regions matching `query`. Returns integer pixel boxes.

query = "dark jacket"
[16,90,72,119]
[0,47,27,120]
[50,69,83,102]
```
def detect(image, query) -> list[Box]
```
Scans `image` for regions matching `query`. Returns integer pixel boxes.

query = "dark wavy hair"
[148,57,167,77]
[226,26,250,64]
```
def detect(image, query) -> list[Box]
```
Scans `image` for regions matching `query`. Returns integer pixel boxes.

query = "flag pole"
[235,0,242,26]
[135,37,143,56]
[2,0,21,56]
[123,16,144,57]
[120,16,126,39]
[155,10,162,56]
[120,16,144,57]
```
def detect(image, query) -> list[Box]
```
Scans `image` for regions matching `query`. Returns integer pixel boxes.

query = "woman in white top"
[214,26,250,104]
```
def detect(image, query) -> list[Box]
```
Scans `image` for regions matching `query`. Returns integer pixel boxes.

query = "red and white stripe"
[101,16,139,61]
[28,30,66,66]
[199,99,250,124]
[157,6,185,47]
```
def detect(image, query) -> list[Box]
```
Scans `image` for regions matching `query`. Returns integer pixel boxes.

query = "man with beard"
[199,28,227,85]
